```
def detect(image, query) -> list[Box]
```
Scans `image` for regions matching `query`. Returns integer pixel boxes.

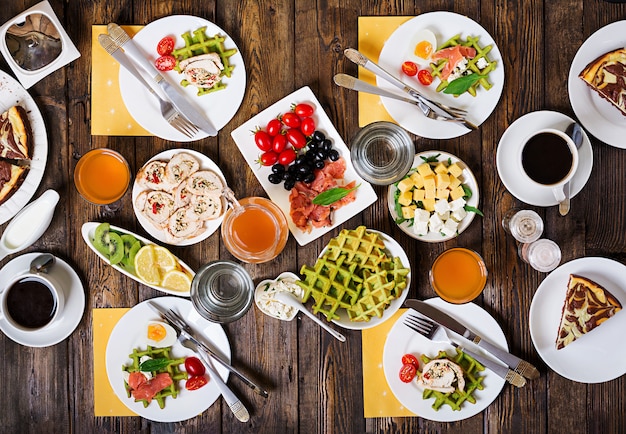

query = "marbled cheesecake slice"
[0,105,31,160]
[579,47,626,116]
[556,274,622,350]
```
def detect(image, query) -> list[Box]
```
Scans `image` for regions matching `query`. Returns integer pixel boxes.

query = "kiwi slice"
[92,223,112,257]
[107,232,125,265]
[121,234,138,254]
[120,238,142,272]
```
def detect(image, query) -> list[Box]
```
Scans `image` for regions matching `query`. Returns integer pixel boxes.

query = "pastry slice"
[555,274,622,350]
[0,105,31,159]
[0,159,27,205]
[579,47,626,116]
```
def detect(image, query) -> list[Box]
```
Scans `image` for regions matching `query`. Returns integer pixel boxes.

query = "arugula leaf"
[420,153,441,163]
[464,205,484,216]
[462,184,473,199]
[444,73,482,95]
[312,184,360,206]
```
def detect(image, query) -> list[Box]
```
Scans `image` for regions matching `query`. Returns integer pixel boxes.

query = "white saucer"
[0,253,85,347]
[496,111,593,207]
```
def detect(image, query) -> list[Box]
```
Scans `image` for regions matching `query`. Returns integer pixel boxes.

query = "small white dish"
[387,151,479,243]
[568,20,626,148]
[529,257,626,383]
[383,299,507,422]
[81,222,194,297]
[496,111,593,207]
[0,252,85,347]
[254,272,302,321]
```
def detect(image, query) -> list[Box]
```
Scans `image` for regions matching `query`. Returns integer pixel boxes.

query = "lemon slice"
[134,245,161,285]
[153,245,178,273]
[161,269,193,292]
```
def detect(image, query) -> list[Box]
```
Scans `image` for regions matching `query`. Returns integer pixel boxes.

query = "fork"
[98,33,198,138]
[404,313,526,388]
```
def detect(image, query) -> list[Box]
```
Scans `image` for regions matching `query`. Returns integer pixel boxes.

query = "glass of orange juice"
[221,197,289,264]
[74,148,131,209]
[429,248,488,304]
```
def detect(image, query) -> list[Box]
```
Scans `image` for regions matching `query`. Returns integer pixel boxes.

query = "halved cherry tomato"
[266,118,282,137]
[293,103,314,118]
[185,375,209,391]
[401,354,419,368]
[300,117,316,137]
[399,363,417,383]
[259,151,278,166]
[281,112,301,128]
[401,61,418,77]
[254,129,272,152]
[157,36,175,56]
[155,55,176,71]
[286,128,307,149]
[184,357,205,377]
[272,134,288,153]
[417,69,433,85]
[278,148,296,165]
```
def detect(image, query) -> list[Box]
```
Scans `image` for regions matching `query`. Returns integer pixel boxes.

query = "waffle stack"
[420,349,485,411]
[297,226,409,322]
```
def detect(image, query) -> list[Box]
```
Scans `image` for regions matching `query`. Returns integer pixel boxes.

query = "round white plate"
[106,297,231,422]
[132,148,227,246]
[119,15,246,141]
[568,20,626,148]
[387,151,479,242]
[0,253,85,347]
[377,12,504,139]
[529,257,626,383]
[496,111,593,207]
[0,71,48,225]
[383,299,507,421]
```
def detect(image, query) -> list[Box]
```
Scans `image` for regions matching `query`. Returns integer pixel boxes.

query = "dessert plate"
[496,111,593,207]
[377,11,504,139]
[529,257,626,383]
[568,20,626,148]
[119,15,246,141]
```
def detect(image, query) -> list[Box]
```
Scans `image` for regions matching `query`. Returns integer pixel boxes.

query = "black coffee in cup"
[5,276,57,329]
[521,132,573,185]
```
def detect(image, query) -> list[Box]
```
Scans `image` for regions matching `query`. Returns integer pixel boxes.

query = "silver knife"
[405,299,540,379]
[559,122,584,216]
[106,23,218,136]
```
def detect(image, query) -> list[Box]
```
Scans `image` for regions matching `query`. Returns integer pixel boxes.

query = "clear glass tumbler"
[502,208,544,243]
[518,239,561,273]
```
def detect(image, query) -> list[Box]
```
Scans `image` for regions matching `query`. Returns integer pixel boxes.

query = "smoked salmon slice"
[130,372,173,403]
[432,45,477,80]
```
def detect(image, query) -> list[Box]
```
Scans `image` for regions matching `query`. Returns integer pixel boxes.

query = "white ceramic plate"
[383,299,507,421]
[387,151,479,242]
[132,148,227,246]
[119,15,246,141]
[496,111,593,207]
[529,257,626,383]
[377,11,504,139]
[231,86,378,246]
[0,253,85,347]
[81,222,194,297]
[568,20,626,148]
[0,71,48,225]
[106,297,230,422]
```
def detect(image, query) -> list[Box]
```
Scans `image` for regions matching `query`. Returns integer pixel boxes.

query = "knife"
[559,122,584,216]
[106,23,218,136]
[405,299,540,379]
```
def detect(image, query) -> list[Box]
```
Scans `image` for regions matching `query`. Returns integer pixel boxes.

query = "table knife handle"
[476,337,540,379]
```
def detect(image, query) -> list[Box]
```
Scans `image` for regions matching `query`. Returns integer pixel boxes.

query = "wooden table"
[1,1,626,433]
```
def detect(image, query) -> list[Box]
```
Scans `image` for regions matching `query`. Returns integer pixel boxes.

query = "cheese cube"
[434,162,448,174]
[450,185,466,201]
[448,163,463,178]
[451,208,467,222]
[436,188,450,200]
[422,198,436,212]
[413,221,429,235]
[429,213,443,229]
[409,172,424,189]
[436,172,451,189]
[413,188,425,202]
[434,199,450,215]
[449,197,467,212]
[417,163,434,178]
[444,218,459,231]
[438,211,450,221]
[398,190,413,206]
[414,208,431,223]
[448,175,462,190]
[423,177,436,199]
[401,205,417,219]
[397,177,415,193]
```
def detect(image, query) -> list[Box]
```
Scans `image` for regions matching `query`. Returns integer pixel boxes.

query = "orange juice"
[429,248,487,304]
[74,148,130,205]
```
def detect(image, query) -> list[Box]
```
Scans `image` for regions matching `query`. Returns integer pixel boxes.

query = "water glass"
[502,208,544,243]
[518,239,561,273]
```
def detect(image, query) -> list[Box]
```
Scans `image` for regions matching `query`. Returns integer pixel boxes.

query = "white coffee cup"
[518,128,579,202]
[0,272,65,332]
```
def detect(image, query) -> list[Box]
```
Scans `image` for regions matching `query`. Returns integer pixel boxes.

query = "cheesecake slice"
[555,274,622,350]
[0,105,31,160]
[579,47,626,117]
[0,160,27,205]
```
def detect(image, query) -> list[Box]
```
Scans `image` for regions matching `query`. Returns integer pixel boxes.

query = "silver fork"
[404,313,526,388]
[98,33,198,138]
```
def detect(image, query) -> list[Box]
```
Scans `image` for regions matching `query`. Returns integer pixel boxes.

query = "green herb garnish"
[139,358,173,372]
[420,154,442,163]
[443,73,482,95]
[464,205,484,216]
[312,184,360,206]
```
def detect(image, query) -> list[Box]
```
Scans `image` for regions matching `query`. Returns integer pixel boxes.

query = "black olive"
[328,149,340,161]
[288,164,298,174]
[297,163,311,174]
[322,139,332,152]
[271,164,285,174]
[308,140,319,151]
[312,130,325,142]
[295,155,308,166]
[284,179,295,190]
[313,159,325,169]
[305,149,317,160]
[294,172,304,181]
[315,150,327,161]
[303,172,316,183]
[282,171,294,181]
[268,173,282,184]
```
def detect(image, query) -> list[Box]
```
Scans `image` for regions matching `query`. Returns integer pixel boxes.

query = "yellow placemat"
[357,16,412,128]
[91,25,150,136]
[93,308,137,416]
[362,308,416,417]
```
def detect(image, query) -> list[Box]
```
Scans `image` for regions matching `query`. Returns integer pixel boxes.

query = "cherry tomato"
[281,112,301,128]
[399,363,417,383]
[300,117,316,137]
[259,151,278,166]
[155,55,176,71]
[278,148,297,165]
[185,375,209,391]
[417,69,433,86]
[266,118,282,137]
[286,128,307,149]
[401,61,418,77]
[401,354,419,368]
[293,103,315,118]
[272,134,288,153]
[184,357,206,377]
[254,129,272,152]
[156,36,175,56]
